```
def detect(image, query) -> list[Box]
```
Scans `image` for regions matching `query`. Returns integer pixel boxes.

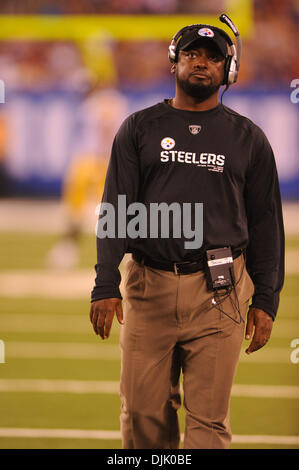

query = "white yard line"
[6,341,121,360]
[238,346,294,363]
[0,379,298,399]
[0,315,94,334]
[0,266,128,300]
[2,340,296,363]
[0,427,298,445]
[231,384,299,399]
[231,435,299,445]
[0,270,95,300]
[0,428,121,440]
[0,245,298,300]
[0,379,119,393]
[0,200,95,235]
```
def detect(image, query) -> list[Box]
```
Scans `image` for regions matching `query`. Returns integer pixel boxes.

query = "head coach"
[89,14,285,449]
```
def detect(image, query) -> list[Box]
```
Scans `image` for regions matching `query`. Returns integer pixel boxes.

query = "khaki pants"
[120,254,254,449]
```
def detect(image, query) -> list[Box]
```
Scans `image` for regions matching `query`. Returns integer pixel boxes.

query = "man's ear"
[171,63,176,74]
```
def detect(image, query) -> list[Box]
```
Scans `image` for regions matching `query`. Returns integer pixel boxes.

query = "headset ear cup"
[228,56,238,84]
[223,56,231,85]
[168,44,176,63]
[223,55,238,85]
[230,57,238,84]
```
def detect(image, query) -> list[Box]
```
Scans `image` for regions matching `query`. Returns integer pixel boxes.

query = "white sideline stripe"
[0,270,95,300]
[0,379,119,394]
[231,384,299,399]
[6,342,121,360]
[231,435,299,445]
[0,428,298,445]
[0,314,94,334]
[3,341,294,363]
[0,249,297,298]
[0,428,121,440]
[0,379,298,399]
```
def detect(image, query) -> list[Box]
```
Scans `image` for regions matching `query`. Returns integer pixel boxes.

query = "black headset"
[168,14,242,86]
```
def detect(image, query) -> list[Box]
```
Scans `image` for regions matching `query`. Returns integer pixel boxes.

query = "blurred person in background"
[46,33,129,268]
[46,85,129,268]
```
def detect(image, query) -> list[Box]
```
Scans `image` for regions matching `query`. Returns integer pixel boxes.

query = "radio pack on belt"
[205,247,235,290]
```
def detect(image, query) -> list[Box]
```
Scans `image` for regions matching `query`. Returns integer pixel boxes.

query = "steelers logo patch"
[198,27,214,38]
[161,137,175,150]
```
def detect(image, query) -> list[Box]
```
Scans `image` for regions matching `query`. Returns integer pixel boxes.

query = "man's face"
[173,40,226,101]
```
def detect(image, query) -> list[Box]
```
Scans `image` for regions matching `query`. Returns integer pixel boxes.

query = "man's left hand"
[245,307,274,354]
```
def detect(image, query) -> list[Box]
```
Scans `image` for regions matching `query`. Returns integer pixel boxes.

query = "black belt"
[132,250,242,275]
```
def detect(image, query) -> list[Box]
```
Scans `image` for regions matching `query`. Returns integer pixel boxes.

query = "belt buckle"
[174,260,199,275]
[174,262,179,275]
[174,261,187,275]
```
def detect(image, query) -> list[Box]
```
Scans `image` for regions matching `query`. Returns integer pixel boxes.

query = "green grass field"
[0,232,298,449]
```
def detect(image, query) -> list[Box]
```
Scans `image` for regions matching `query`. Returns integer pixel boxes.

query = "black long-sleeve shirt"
[91,100,285,320]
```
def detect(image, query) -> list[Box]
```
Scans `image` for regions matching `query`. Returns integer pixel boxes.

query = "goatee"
[176,74,220,102]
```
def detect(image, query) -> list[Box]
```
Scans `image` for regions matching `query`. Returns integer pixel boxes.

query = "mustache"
[189,69,211,79]
[190,71,210,78]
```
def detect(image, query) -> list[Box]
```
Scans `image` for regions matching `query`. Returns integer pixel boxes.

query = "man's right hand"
[89,298,124,340]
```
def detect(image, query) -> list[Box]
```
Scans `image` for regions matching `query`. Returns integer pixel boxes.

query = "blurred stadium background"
[0,0,298,449]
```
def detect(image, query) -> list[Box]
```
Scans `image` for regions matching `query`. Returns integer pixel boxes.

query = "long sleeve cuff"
[91,284,122,302]
[249,292,279,321]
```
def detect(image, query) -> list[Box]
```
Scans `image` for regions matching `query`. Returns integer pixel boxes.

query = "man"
[90,19,284,449]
